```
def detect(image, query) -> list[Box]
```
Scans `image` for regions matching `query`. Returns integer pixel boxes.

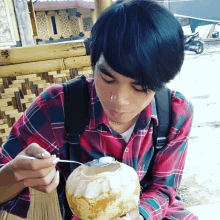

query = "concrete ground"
[167,43,220,210]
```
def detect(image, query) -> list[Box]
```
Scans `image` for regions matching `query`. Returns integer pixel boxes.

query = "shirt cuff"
[139,205,150,220]
[0,187,30,218]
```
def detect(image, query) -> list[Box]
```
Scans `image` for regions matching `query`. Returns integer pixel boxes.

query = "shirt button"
[125,148,129,153]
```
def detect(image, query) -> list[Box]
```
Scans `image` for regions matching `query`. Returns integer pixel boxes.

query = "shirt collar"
[88,78,158,132]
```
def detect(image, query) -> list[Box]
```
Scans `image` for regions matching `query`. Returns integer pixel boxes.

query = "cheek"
[132,92,155,111]
[94,74,110,102]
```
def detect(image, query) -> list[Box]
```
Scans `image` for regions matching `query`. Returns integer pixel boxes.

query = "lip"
[112,109,127,114]
[111,108,128,113]
[109,109,126,119]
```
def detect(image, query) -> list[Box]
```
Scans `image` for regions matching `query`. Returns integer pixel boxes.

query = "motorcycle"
[184,32,204,54]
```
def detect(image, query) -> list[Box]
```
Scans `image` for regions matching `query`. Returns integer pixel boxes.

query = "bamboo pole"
[28,0,38,37]
[99,0,112,14]
[0,41,87,66]
[94,0,112,18]
[0,56,91,77]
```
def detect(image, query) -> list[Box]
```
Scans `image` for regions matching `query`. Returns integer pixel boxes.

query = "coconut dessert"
[65,157,140,220]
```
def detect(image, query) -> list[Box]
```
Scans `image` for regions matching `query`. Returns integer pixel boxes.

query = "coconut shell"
[66,162,140,220]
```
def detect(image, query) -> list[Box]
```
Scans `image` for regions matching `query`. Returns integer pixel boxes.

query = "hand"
[10,143,60,194]
[113,207,144,220]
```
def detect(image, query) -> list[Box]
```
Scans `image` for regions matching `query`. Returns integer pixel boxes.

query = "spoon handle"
[57,159,83,165]
[23,156,84,165]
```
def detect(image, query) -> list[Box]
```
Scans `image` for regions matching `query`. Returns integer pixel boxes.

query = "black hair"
[90,0,184,92]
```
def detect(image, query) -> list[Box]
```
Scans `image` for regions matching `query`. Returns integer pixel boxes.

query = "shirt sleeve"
[0,84,63,218]
[139,91,198,220]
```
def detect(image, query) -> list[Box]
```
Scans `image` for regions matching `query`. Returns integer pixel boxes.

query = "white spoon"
[23,155,115,167]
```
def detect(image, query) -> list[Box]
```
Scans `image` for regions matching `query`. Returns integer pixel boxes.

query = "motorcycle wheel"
[194,41,204,54]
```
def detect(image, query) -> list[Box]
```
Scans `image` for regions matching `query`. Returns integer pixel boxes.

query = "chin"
[107,115,127,124]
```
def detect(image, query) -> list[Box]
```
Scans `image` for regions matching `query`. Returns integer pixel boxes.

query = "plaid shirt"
[0,78,198,220]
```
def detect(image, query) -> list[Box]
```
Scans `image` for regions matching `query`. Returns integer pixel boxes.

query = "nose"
[112,85,130,106]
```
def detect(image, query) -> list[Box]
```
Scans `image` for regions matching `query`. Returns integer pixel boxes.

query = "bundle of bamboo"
[0,189,62,220]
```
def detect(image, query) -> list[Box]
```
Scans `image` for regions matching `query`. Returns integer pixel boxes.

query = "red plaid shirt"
[0,78,198,220]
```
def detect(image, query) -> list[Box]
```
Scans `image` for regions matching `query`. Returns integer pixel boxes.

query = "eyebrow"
[97,63,142,86]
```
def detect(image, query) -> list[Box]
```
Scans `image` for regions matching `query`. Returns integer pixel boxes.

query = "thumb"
[24,143,51,159]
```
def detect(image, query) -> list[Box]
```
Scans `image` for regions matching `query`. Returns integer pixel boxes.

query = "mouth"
[110,109,126,119]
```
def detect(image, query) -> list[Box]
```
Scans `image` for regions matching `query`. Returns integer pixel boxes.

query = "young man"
[0,0,197,219]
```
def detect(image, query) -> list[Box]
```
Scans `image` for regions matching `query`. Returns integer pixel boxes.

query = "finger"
[12,154,59,170]
[23,168,56,187]
[31,170,60,194]
[14,164,56,181]
[121,216,130,220]
[138,216,144,220]
[24,143,51,159]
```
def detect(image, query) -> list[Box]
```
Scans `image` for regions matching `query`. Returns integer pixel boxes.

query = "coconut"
[65,160,140,220]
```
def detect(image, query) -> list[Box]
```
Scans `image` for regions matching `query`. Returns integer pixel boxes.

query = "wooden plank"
[0,56,91,77]
[0,106,14,111]
[1,136,7,143]
[0,98,12,105]
[48,71,58,76]
[0,93,16,99]
[13,0,34,47]
[20,97,35,104]
[30,80,47,85]
[82,67,92,71]
[0,132,10,138]
[0,124,8,129]
[0,41,87,66]
[16,74,37,79]
[78,69,92,75]
[27,77,42,81]
[5,109,18,115]
[4,88,19,93]
[8,112,23,121]
[0,102,11,107]
[64,56,91,70]
[53,73,67,78]
[23,94,36,99]
[26,90,32,95]
[9,79,25,84]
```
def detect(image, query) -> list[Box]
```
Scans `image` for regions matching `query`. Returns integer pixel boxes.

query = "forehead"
[97,55,110,67]
[96,55,141,84]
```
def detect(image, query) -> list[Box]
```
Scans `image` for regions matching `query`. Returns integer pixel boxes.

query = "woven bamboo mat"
[0,189,62,220]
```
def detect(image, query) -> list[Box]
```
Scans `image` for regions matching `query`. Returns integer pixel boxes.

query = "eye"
[132,84,147,93]
[100,72,115,84]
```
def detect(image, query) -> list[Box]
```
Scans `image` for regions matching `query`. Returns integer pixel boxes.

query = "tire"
[194,41,204,54]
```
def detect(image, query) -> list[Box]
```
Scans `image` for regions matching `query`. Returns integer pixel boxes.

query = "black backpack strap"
[63,75,89,171]
[58,75,89,220]
[153,87,172,150]
[140,87,172,189]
